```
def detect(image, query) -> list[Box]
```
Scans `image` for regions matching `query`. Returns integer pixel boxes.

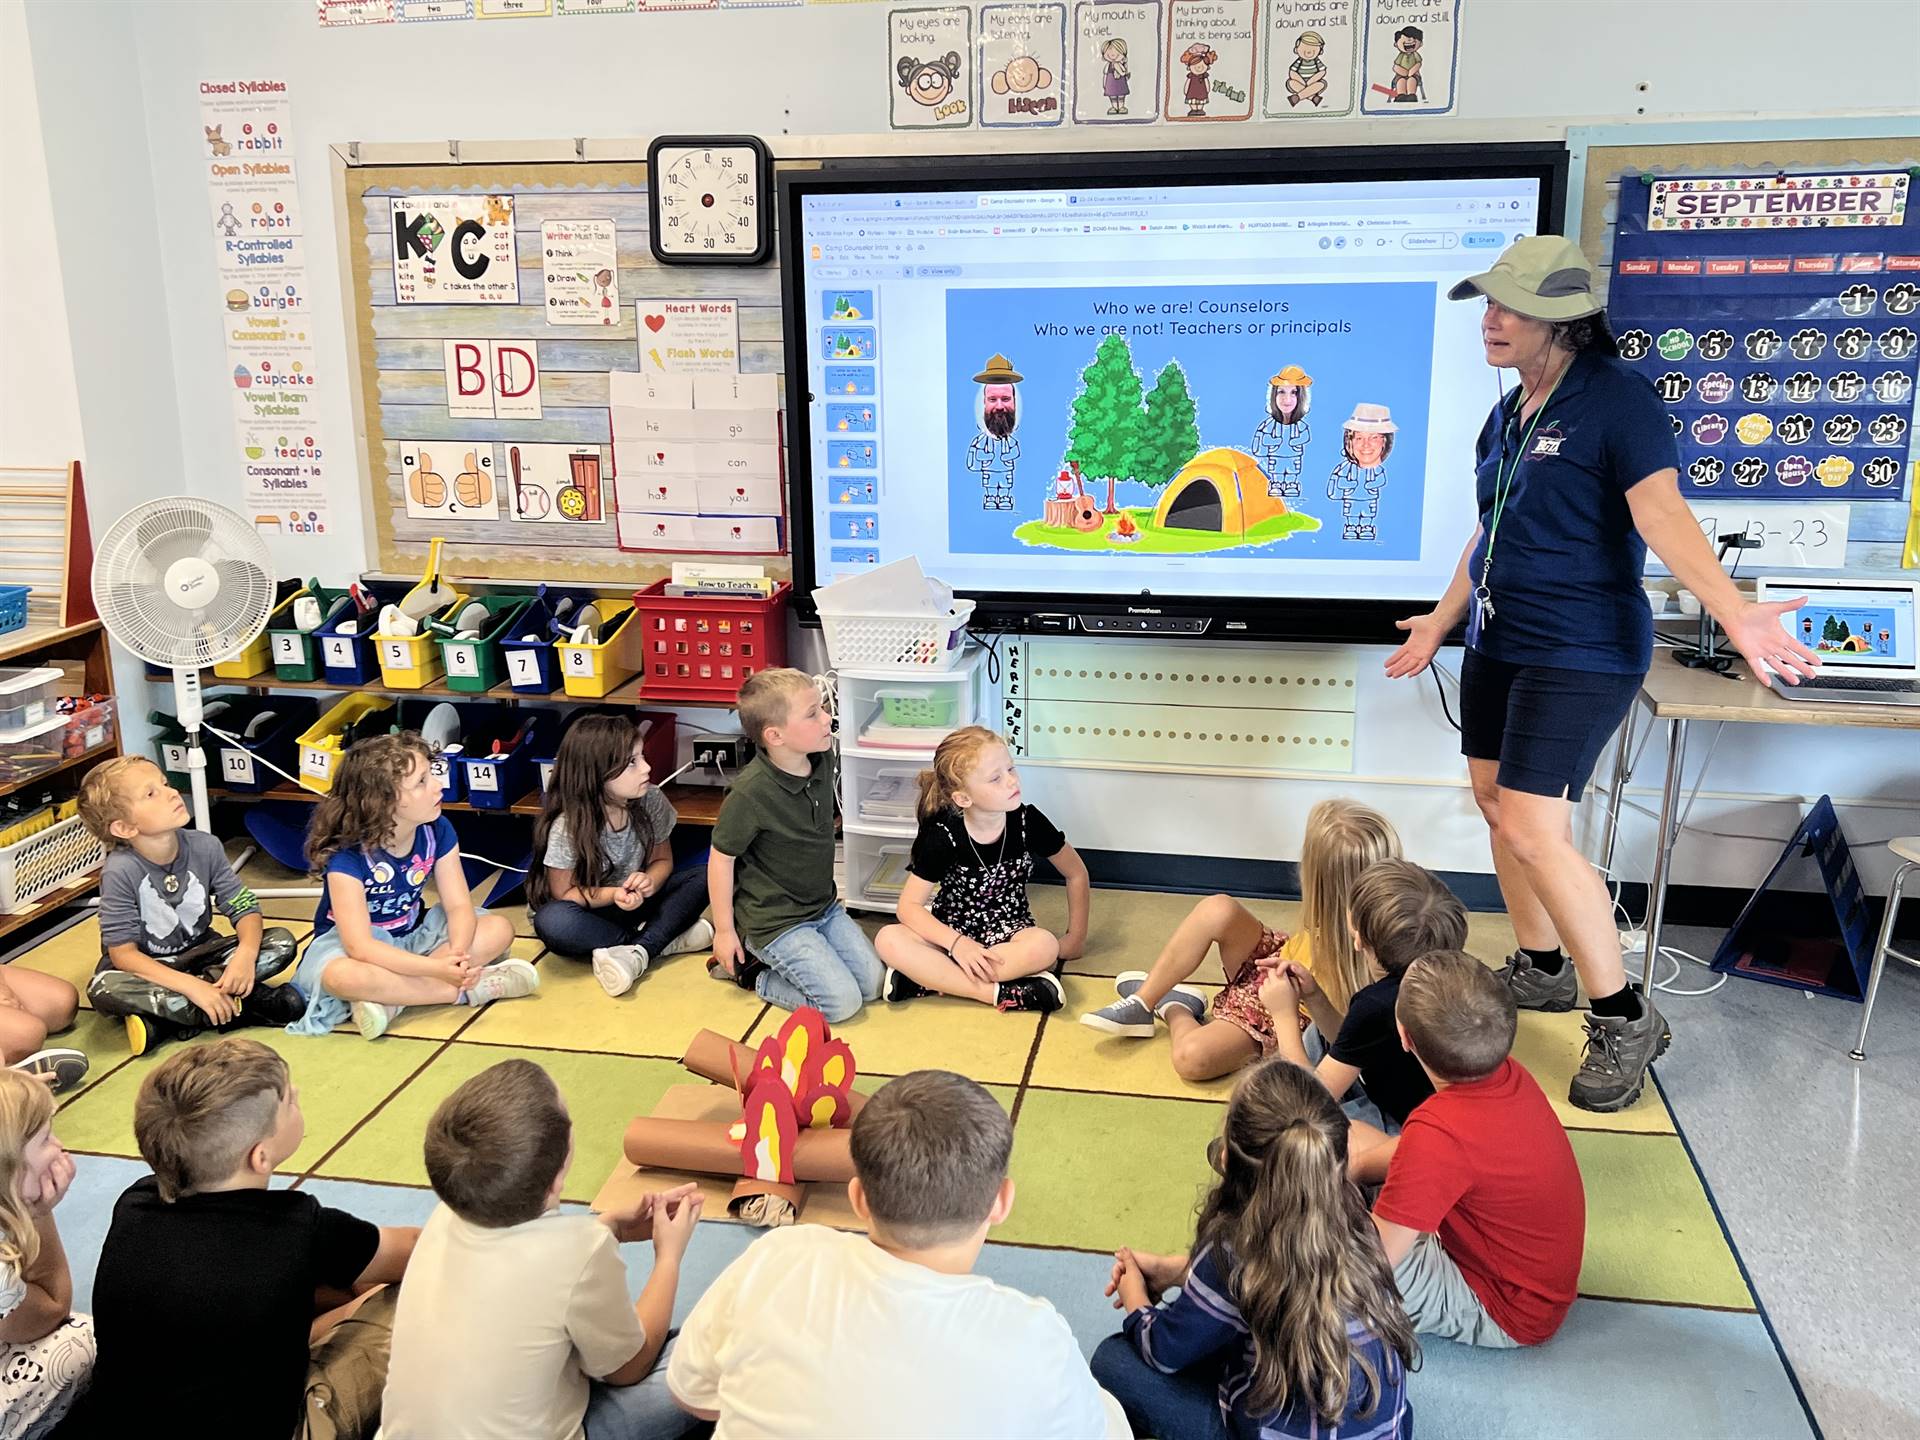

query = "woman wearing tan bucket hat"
[1384,236,1821,1113]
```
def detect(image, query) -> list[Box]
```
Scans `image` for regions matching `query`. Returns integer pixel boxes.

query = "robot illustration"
[1250,365,1313,499]
[1327,403,1395,541]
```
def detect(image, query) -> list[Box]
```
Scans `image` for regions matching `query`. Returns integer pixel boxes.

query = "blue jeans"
[534,866,710,959]
[1091,1334,1228,1440]
[752,904,883,1023]
[583,1335,710,1439]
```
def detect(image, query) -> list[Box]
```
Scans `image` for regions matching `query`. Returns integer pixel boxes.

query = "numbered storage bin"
[297,694,396,793]
[630,580,790,704]
[316,586,407,688]
[434,595,531,695]
[377,592,468,690]
[557,602,641,699]
[212,697,318,794]
[213,580,307,679]
[499,586,597,695]
[450,709,555,812]
[268,585,349,681]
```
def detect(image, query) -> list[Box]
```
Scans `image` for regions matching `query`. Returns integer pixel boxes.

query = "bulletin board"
[339,159,792,584]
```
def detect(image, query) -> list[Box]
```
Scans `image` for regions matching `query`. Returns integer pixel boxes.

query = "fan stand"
[170,666,216,835]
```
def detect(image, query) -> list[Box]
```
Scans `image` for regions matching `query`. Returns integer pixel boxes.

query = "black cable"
[1428,661,1460,733]
[965,626,1003,686]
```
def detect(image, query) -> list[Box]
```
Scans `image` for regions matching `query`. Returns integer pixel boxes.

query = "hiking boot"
[593,945,648,998]
[1497,951,1578,1013]
[351,1000,400,1041]
[464,958,541,1008]
[1080,994,1155,1037]
[658,919,716,959]
[883,967,933,1003]
[995,972,1066,1014]
[240,981,308,1028]
[1570,996,1671,1113]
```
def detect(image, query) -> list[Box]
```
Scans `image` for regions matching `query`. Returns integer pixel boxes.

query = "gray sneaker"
[1080,994,1155,1037]
[1570,996,1671,1113]
[1114,970,1209,1024]
[1496,951,1579,1013]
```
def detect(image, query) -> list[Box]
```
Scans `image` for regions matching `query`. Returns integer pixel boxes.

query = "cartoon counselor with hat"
[1327,402,1394,540]
[1251,364,1313,498]
[967,353,1023,511]
[1384,234,1820,1114]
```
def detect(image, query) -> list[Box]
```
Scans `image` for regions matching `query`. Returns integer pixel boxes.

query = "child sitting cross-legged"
[381,1058,706,1439]
[78,755,304,1059]
[81,1037,418,1435]
[1262,858,1468,1131]
[875,726,1090,1014]
[1363,950,1586,1348]
[1092,1060,1416,1440]
[288,732,537,1040]
[1082,798,1398,1084]
[528,713,714,998]
[668,1069,1129,1437]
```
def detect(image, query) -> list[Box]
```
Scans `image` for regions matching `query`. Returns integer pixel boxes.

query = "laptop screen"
[1772,584,1918,671]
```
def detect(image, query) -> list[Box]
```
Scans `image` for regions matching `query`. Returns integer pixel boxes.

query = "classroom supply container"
[0,668,61,732]
[0,716,69,791]
[875,688,959,727]
[59,697,116,758]
[211,697,318,795]
[148,710,192,789]
[435,595,531,694]
[376,591,468,690]
[297,694,394,793]
[629,581,791,704]
[212,582,307,679]
[451,709,555,811]
[0,811,105,914]
[316,585,407,688]
[499,586,596,695]
[557,601,640,699]
[268,585,349,682]
[534,708,677,796]
[0,586,30,638]
[818,597,973,673]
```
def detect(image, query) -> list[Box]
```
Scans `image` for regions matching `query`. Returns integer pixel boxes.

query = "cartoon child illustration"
[1287,31,1329,108]
[1179,44,1217,117]
[898,52,964,109]
[1102,37,1131,115]
[591,268,614,308]
[1251,364,1313,499]
[1391,26,1423,103]
[216,202,242,237]
[1327,403,1395,541]
[966,353,1023,511]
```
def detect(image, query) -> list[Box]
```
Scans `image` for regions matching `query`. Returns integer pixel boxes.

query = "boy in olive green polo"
[707,669,882,1022]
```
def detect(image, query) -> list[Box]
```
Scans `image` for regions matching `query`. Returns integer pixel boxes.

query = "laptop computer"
[1756,576,1920,706]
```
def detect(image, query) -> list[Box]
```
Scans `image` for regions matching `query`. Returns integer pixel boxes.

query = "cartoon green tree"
[1135,361,1201,492]
[1064,334,1144,511]
[1822,614,1848,645]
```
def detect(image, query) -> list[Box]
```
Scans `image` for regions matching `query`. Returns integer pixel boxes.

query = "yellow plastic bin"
[375,593,468,690]
[296,694,393,793]
[557,602,640,698]
[213,584,306,679]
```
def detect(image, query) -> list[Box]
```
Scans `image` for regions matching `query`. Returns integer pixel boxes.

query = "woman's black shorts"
[1458,648,1641,799]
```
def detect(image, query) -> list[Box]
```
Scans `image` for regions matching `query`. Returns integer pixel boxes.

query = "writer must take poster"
[942,281,1433,561]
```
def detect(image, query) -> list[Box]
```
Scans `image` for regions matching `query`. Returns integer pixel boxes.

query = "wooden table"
[1601,657,1920,996]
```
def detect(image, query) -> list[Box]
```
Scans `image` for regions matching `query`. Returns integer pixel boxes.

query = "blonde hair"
[736,668,817,748]
[134,1037,289,1202]
[1298,799,1400,1011]
[0,1069,56,1275]
[1397,951,1516,1082]
[77,755,162,845]
[1194,1061,1416,1423]
[915,726,1007,822]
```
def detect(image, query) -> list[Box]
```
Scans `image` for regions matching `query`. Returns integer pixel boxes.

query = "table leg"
[1600,704,1637,879]
[1642,716,1688,995]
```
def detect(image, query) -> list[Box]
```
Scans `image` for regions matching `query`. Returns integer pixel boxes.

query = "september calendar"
[1608,172,1917,502]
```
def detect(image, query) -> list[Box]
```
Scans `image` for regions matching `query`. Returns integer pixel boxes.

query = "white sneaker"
[592,945,648,998]
[351,1000,399,1040]
[657,918,716,959]
[464,958,541,1008]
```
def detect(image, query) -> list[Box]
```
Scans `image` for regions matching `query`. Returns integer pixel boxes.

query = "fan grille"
[92,498,278,667]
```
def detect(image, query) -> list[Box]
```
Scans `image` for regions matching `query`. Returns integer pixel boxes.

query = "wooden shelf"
[163,668,658,708]
[0,619,104,666]
[0,873,104,942]
[0,733,122,804]
[204,779,725,826]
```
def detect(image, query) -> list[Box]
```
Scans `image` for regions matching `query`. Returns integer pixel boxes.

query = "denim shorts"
[1459,647,1640,799]
[288,904,452,1035]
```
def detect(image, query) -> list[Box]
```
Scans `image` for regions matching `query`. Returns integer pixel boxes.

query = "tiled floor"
[10,872,1824,1438]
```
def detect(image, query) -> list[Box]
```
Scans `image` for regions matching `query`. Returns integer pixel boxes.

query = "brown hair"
[914,725,1007,822]
[528,713,655,910]
[77,755,163,845]
[1396,950,1517,1082]
[0,1069,56,1274]
[305,732,435,875]
[735,668,816,748]
[850,1070,1011,1247]
[1298,799,1401,1012]
[1193,1061,1416,1423]
[134,1037,289,1202]
[424,1059,571,1227]
[1347,860,1467,977]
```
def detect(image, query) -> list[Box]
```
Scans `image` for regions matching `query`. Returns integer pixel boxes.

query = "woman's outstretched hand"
[1723,597,1822,685]
[1384,611,1447,679]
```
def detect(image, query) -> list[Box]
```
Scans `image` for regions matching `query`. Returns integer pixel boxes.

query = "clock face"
[651,142,767,262]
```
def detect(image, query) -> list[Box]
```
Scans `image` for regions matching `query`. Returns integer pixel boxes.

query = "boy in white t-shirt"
[380,1059,706,1440]
[669,1069,1127,1439]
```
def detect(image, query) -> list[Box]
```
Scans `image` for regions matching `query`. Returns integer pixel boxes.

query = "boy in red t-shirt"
[1365,950,1585,1347]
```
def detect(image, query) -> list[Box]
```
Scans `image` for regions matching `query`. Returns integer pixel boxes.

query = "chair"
[1851,836,1920,1061]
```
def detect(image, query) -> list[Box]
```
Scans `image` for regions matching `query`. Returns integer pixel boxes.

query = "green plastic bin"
[430,595,532,694]
[268,584,350,682]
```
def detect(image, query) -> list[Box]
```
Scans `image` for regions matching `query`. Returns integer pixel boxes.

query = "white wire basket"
[819,600,975,672]
[0,815,106,914]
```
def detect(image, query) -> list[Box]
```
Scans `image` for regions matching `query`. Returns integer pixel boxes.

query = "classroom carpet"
[16,865,1815,1439]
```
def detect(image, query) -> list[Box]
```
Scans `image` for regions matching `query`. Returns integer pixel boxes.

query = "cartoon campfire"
[621,1009,861,1227]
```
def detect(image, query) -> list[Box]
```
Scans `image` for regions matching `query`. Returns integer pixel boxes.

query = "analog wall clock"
[646,134,773,265]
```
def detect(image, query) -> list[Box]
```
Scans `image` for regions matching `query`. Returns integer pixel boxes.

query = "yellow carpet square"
[315,1045,686,1203]
[341,937,548,1041]
[1513,1011,1676,1135]
[53,1028,438,1174]
[460,948,763,1057]
[1572,1130,1754,1310]
[50,1009,138,1105]
[748,993,1041,1084]
[9,918,104,1003]
[1030,979,1240,1102]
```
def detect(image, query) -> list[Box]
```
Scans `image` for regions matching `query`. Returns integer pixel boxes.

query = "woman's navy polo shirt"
[1468,350,1680,675]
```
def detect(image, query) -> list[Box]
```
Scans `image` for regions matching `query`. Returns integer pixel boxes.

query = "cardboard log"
[623,1115,856,1183]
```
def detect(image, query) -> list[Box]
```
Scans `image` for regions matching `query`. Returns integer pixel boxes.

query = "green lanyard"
[1476,366,1567,623]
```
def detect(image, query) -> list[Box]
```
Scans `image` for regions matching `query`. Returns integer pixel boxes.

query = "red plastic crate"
[630,581,791,704]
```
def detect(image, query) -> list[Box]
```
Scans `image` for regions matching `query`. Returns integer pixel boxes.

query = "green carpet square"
[1572,1131,1754,1310]
[462,945,762,1056]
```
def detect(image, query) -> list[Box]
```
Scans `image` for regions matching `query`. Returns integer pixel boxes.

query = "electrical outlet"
[692,736,754,771]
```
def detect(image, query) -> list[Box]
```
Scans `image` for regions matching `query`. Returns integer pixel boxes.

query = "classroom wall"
[17,0,1920,894]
